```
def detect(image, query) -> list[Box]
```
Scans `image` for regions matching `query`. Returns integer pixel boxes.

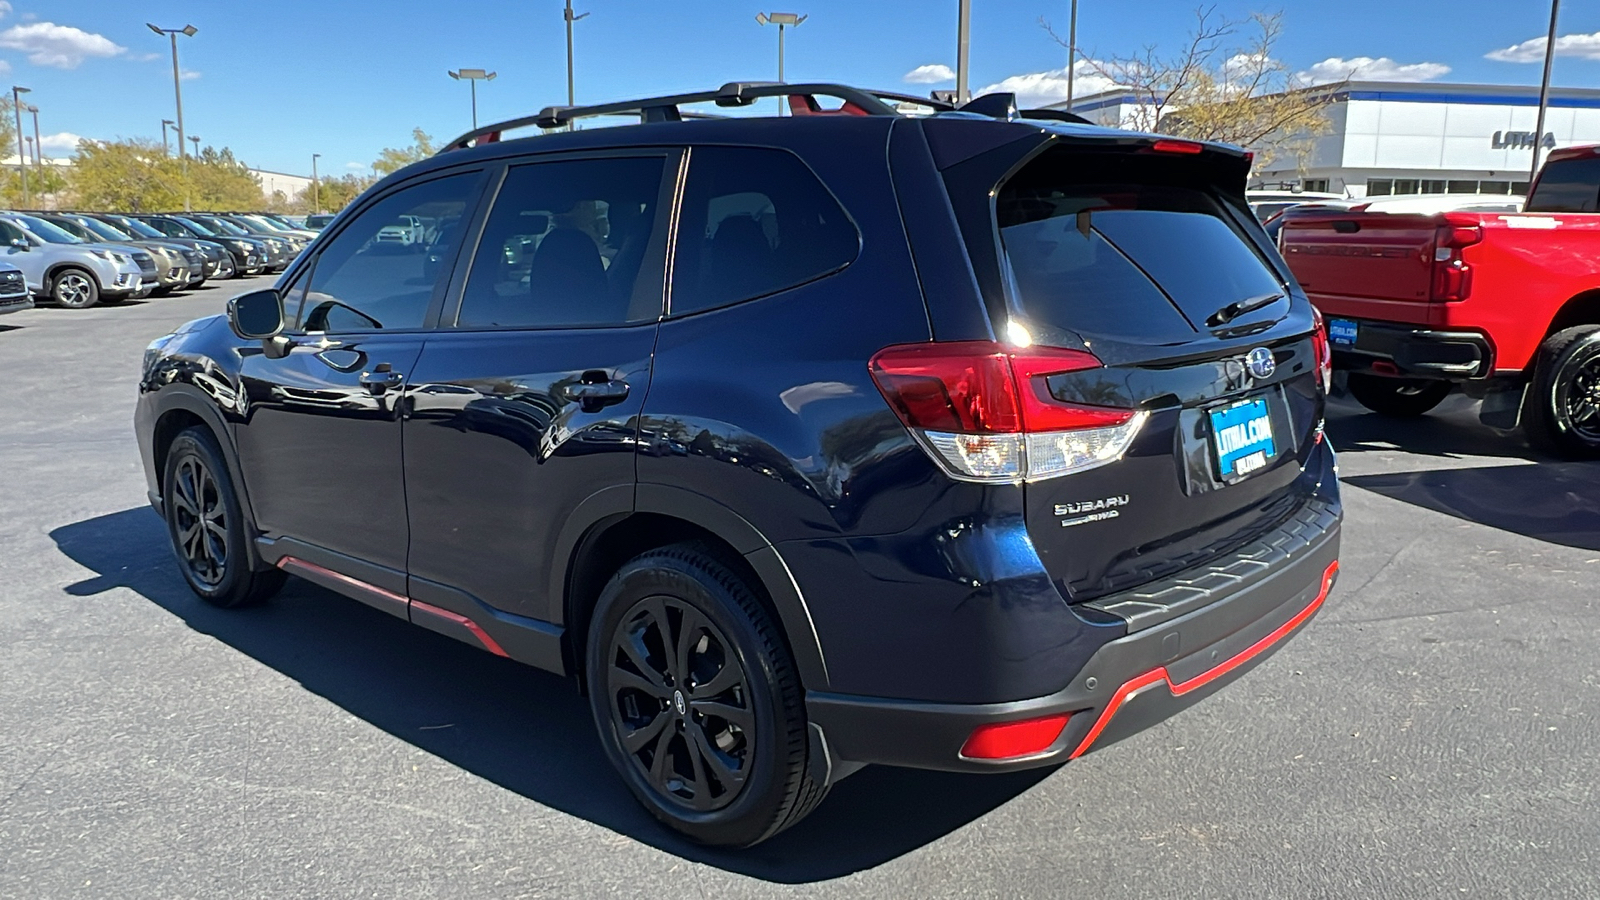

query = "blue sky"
[11,0,1600,176]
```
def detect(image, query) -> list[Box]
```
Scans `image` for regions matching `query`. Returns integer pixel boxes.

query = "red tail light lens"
[1430,217,1482,302]
[960,713,1073,760]
[1310,306,1333,394]
[1151,139,1205,155]
[870,341,1147,482]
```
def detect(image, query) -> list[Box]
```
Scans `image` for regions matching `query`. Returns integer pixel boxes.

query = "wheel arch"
[1547,289,1600,340]
[556,484,829,693]
[43,261,102,290]
[149,388,261,550]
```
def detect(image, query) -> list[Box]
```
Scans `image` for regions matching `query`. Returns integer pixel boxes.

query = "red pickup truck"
[1278,147,1600,457]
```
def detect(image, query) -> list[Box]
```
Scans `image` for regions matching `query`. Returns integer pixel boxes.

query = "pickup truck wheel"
[1347,374,1452,417]
[1523,325,1600,459]
[587,544,826,847]
[49,267,100,309]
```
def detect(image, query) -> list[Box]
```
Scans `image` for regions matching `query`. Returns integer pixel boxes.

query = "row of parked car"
[0,211,326,313]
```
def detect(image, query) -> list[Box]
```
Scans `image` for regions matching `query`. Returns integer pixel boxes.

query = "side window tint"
[671,147,858,316]
[456,157,668,328]
[0,221,24,243]
[296,173,478,332]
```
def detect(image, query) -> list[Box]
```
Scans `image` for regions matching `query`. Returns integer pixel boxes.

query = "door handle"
[360,362,404,395]
[563,375,630,411]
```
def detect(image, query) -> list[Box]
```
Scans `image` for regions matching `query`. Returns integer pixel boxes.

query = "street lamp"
[189,135,201,158]
[448,68,497,129]
[563,0,590,107]
[311,152,321,215]
[25,103,40,167]
[956,0,969,104]
[756,11,806,116]
[147,24,197,161]
[1530,0,1561,188]
[161,118,175,156]
[10,85,28,206]
[1064,0,1079,110]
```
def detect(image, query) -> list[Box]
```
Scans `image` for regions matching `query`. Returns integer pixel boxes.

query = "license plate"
[1328,317,1358,346]
[1210,398,1277,480]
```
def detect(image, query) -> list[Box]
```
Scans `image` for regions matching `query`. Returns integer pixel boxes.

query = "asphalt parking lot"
[1,290,1597,899]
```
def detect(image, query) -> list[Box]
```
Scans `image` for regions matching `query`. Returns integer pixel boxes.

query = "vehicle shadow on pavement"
[49,507,1054,883]
[1343,462,1600,552]
[1326,396,1535,460]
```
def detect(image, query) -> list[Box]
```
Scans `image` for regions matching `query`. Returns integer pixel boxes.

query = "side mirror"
[227,288,285,341]
[8,238,27,250]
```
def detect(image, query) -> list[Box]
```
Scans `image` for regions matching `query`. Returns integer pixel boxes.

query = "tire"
[1347,373,1452,417]
[586,544,826,847]
[162,427,286,608]
[1522,325,1600,458]
[49,267,99,310]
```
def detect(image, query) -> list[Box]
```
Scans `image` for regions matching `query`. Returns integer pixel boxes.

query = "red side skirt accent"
[410,599,510,658]
[1069,559,1339,760]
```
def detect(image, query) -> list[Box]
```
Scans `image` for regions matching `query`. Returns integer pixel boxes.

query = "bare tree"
[1044,8,1340,171]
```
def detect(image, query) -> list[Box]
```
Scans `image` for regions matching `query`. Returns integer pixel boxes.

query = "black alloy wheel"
[1346,373,1453,417]
[587,545,827,847]
[162,427,286,607]
[606,595,755,813]
[1525,325,1600,458]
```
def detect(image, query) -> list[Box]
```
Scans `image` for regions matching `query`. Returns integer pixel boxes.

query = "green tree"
[66,139,188,211]
[296,174,374,214]
[372,128,435,176]
[188,144,268,210]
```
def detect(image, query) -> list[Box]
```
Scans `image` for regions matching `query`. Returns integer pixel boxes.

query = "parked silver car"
[0,260,30,315]
[35,212,201,296]
[0,215,145,309]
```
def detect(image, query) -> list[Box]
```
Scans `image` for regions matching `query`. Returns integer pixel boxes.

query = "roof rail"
[437,82,1092,154]
[440,82,958,153]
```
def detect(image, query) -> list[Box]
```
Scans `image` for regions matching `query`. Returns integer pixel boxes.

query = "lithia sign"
[1492,131,1557,150]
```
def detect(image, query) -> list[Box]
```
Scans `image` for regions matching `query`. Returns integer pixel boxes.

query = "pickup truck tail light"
[1310,306,1333,394]
[1430,216,1483,302]
[869,341,1148,483]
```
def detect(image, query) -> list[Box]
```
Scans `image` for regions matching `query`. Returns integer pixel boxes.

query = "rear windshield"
[997,154,1285,344]
[1526,156,1600,212]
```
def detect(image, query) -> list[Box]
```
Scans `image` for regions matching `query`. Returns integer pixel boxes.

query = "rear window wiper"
[1206,292,1284,328]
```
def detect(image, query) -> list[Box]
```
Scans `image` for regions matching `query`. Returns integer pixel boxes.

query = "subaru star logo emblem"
[1246,347,1276,379]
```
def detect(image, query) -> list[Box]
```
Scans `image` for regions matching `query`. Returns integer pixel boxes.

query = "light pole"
[10,85,28,206]
[26,104,40,166]
[1065,0,1079,110]
[1530,0,1561,189]
[147,24,197,160]
[448,69,497,129]
[956,0,970,104]
[311,152,321,215]
[756,12,806,116]
[161,118,175,156]
[564,0,590,107]
[189,135,201,158]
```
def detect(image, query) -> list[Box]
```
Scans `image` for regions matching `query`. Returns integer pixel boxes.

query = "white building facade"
[1059,81,1600,199]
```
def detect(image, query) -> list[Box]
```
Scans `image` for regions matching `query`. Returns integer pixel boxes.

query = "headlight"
[113,252,133,265]
[90,249,115,261]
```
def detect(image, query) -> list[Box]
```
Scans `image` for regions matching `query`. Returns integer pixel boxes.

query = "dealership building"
[1057,80,1600,198]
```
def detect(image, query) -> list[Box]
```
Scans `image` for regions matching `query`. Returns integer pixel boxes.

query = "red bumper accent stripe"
[410,599,511,658]
[1069,559,1339,760]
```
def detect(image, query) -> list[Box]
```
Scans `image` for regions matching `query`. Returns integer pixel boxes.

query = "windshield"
[103,215,166,239]
[997,157,1285,344]
[73,216,134,242]
[174,217,220,237]
[197,216,248,236]
[238,215,287,231]
[15,215,85,244]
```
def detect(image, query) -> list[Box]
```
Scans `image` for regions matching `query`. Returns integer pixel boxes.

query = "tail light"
[869,341,1148,483]
[960,713,1073,760]
[1310,306,1333,394]
[1430,215,1483,302]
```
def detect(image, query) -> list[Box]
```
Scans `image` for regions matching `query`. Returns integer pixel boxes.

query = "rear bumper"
[1327,318,1493,380]
[806,502,1340,774]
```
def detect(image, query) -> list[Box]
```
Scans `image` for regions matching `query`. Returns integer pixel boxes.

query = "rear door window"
[1526,156,1600,212]
[670,147,859,316]
[998,156,1285,344]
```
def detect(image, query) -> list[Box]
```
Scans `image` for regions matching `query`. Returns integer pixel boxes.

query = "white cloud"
[1296,56,1452,85]
[344,161,365,170]
[0,59,9,76]
[903,63,955,84]
[0,3,13,19]
[130,51,161,63]
[180,69,200,81]
[976,61,1120,109]
[1487,31,1600,63]
[37,131,82,154]
[0,22,126,69]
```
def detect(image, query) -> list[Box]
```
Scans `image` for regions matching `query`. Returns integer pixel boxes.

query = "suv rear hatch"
[935,131,1329,602]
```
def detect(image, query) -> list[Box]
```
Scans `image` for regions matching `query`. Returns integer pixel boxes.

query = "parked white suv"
[0,260,30,315]
[375,214,425,247]
[0,214,145,309]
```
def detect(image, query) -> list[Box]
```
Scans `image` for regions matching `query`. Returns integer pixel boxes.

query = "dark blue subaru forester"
[136,83,1341,847]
